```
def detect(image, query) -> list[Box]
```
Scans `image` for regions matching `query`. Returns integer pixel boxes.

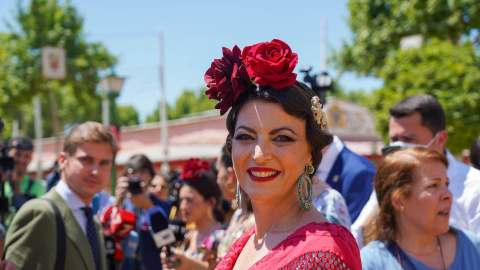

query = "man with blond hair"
[5,121,116,270]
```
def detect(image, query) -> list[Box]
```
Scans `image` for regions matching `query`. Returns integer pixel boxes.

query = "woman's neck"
[252,195,313,240]
[195,216,219,236]
[395,224,439,255]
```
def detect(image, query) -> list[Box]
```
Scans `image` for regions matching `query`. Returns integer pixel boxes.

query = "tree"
[0,0,125,138]
[145,87,217,122]
[116,105,139,127]
[335,0,480,76]
[371,39,480,154]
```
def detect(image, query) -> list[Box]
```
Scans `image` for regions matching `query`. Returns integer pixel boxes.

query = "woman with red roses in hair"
[204,39,361,269]
[161,158,225,270]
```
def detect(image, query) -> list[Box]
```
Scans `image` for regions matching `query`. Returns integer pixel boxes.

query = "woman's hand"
[0,259,17,270]
[114,176,130,206]
[130,181,154,210]
[160,246,185,270]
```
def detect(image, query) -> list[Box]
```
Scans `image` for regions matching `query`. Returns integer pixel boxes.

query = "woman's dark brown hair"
[225,81,333,175]
[182,164,224,223]
[363,147,448,244]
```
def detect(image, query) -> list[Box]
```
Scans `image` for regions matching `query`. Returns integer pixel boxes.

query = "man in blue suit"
[316,135,376,223]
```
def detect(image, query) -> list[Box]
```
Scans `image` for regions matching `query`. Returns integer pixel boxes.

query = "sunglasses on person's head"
[151,183,169,189]
[381,145,403,156]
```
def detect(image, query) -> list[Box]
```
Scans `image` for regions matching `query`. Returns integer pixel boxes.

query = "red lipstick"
[247,167,280,182]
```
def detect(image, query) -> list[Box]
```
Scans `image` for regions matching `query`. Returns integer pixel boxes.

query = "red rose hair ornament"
[242,39,298,89]
[180,158,210,183]
[204,46,251,115]
[205,39,298,115]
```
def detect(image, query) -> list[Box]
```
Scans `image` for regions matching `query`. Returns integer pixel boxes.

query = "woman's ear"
[391,190,405,212]
[226,167,236,189]
[207,197,217,209]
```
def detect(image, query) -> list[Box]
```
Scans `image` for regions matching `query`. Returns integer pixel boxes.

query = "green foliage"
[371,40,480,154]
[335,0,480,76]
[145,87,216,122]
[0,0,132,138]
[116,105,139,127]
[329,85,373,107]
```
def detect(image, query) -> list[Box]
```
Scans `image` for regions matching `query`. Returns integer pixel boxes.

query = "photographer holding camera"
[2,136,45,227]
[114,154,172,270]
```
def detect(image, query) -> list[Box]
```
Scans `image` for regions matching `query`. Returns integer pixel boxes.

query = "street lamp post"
[100,75,125,195]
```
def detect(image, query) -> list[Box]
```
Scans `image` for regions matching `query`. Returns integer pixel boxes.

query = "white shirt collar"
[55,179,91,210]
[317,135,344,178]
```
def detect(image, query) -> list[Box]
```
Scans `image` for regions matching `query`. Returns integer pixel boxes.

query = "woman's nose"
[251,142,272,163]
[442,186,453,201]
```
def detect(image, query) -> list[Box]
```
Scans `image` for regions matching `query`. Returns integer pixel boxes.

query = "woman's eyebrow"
[269,127,297,135]
[235,125,256,133]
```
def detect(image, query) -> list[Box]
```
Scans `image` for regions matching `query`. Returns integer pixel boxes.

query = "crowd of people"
[0,38,479,269]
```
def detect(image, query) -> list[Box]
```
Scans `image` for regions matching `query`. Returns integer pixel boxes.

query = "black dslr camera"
[0,143,14,173]
[0,117,14,173]
[127,176,143,195]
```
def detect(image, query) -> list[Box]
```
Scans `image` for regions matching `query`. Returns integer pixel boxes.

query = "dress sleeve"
[279,250,354,270]
[276,223,362,270]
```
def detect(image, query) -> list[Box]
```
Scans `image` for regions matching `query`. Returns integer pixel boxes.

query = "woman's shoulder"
[360,240,400,270]
[452,227,480,256]
[274,222,361,270]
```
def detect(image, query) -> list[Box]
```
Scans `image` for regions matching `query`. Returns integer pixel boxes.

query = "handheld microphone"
[148,211,183,268]
[121,230,139,260]
[148,211,176,248]
[168,219,187,247]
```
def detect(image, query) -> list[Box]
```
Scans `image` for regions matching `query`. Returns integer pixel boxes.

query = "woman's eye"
[234,134,254,141]
[428,183,438,189]
[273,135,293,142]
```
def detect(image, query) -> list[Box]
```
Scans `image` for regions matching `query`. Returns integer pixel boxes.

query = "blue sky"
[0,0,383,122]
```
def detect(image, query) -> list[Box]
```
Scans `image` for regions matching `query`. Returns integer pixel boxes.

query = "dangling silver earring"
[297,164,314,210]
[236,182,242,209]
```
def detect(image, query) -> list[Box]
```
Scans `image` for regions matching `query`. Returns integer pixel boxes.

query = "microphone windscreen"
[111,209,136,238]
[168,219,187,242]
[148,211,176,248]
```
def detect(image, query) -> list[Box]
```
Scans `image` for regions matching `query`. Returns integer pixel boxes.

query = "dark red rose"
[241,39,298,89]
[180,158,210,183]
[204,45,251,115]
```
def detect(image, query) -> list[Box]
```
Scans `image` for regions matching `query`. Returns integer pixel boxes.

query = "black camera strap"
[40,198,66,270]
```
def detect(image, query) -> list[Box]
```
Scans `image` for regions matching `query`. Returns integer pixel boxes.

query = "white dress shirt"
[316,135,344,181]
[55,179,92,235]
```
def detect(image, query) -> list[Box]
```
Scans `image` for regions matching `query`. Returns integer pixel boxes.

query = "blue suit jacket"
[326,146,376,222]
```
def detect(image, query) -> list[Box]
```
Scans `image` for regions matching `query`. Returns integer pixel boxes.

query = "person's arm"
[0,259,17,270]
[343,169,375,222]
[4,199,57,269]
[160,247,209,270]
[351,191,377,249]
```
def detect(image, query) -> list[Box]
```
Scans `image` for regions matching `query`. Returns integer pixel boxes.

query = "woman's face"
[149,175,169,201]
[399,160,452,235]
[126,168,153,184]
[232,100,312,204]
[179,184,212,224]
[216,153,236,201]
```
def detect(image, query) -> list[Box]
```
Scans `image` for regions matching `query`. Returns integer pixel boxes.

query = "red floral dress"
[215,222,361,270]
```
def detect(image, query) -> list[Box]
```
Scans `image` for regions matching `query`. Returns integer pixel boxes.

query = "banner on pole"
[42,47,66,79]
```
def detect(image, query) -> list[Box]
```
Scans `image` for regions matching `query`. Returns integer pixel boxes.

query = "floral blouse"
[312,187,352,229]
